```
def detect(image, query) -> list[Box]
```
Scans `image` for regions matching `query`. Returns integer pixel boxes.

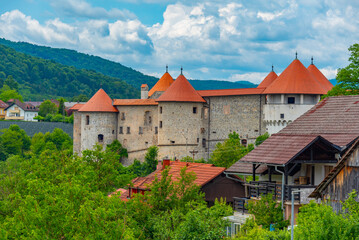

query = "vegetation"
[0,44,139,100]
[322,43,359,98]
[0,125,232,239]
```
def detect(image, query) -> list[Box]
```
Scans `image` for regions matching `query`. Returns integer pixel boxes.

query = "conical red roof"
[307,64,333,93]
[257,71,278,88]
[148,72,174,97]
[79,89,118,112]
[263,59,326,94]
[157,74,206,103]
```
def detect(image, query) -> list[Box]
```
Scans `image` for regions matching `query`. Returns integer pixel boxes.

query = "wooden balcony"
[5,116,24,120]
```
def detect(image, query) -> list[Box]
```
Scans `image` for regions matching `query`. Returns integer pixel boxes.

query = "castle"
[73,57,333,164]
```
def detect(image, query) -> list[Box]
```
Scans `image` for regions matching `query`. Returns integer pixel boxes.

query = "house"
[310,137,359,212]
[5,99,39,121]
[115,159,246,206]
[73,57,332,163]
[0,100,8,119]
[226,95,359,222]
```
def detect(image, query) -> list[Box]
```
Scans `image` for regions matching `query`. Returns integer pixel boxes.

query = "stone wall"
[73,111,81,154]
[205,95,266,156]
[117,105,159,164]
[157,102,207,160]
[79,112,118,153]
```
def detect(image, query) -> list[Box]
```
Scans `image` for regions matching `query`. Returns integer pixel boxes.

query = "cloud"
[0,0,359,84]
[51,0,136,20]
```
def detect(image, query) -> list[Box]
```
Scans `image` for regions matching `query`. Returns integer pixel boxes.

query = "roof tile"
[257,71,278,89]
[148,72,174,97]
[198,88,265,97]
[79,89,118,113]
[113,99,158,106]
[307,64,334,93]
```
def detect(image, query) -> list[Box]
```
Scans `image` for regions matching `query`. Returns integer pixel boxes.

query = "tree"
[71,94,89,102]
[143,145,159,175]
[211,132,254,168]
[4,75,19,91]
[57,97,66,115]
[0,84,23,102]
[0,125,31,158]
[39,100,57,117]
[255,132,270,146]
[106,139,128,162]
[322,43,359,98]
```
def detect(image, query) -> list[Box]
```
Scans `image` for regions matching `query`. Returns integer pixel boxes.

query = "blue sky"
[0,0,358,83]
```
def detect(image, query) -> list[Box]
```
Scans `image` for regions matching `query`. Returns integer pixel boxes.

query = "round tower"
[77,89,118,154]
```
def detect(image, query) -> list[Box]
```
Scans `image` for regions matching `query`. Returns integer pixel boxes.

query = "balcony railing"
[246,181,316,203]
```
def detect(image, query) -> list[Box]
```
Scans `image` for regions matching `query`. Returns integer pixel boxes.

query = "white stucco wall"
[24,111,38,121]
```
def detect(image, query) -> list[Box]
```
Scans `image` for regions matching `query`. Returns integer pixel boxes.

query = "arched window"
[98,134,104,143]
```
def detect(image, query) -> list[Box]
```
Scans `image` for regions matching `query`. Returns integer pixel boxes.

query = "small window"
[241,139,247,146]
[202,138,206,148]
[280,113,284,119]
[112,130,115,134]
[119,127,123,134]
[127,127,131,134]
[193,107,197,114]
[98,134,104,143]
[160,107,162,114]
[288,97,295,104]
[155,127,158,134]
[121,112,125,120]
[160,121,163,128]
[197,138,199,143]
[86,115,90,125]
[170,140,175,144]
[139,127,143,134]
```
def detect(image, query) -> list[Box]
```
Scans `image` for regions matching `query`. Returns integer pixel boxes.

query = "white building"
[5,99,39,122]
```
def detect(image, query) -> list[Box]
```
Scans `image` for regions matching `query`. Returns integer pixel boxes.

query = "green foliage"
[322,43,359,99]
[180,156,207,163]
[0,84,23,102]
[71,94,89,102]
[247,193,289,230]
[0,43,140,100]
[39,100,57,117]
[106,139,128,161]
[0,124,31,159]
[255,132,270,146]
[211,131,254,168]
[57,97,65,115]
[4,75,19,90]
[144,145,159,175]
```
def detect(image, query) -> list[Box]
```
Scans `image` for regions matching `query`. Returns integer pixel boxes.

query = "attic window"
[98,134,104,143]
[288,97,295,104]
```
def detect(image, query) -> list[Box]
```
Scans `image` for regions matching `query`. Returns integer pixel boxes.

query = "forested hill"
[0,38,158,89]
[0,38,257,90]
[0,44,139,100]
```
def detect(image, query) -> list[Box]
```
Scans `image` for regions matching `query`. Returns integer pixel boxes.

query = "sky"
[0,0,358,84]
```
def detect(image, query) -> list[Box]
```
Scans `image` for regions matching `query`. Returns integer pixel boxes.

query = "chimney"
[162,157,171,170]
[141,84,149,99]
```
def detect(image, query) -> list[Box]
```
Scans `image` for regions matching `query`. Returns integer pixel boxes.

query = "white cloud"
[319,67,337,80]
[229,72,268,84]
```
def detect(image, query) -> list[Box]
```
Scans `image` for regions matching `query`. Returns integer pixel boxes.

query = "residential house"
[226,95,359,222]
[0,100,8,119]
[114,159,246,206]
[5,99,39,121]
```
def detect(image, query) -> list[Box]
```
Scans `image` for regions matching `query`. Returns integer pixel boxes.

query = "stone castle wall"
[73,111,82,154]
[79,112,118,153]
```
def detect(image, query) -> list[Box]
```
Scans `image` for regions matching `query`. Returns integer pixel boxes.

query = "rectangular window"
[160,121,163,128]
[139,127,143,134]
[119,127,123,134]
[202,138,206,148]
[155,127,158,134]
[121,112,126,120]
[193,107,197,114]
[98,134,104,143]
[127,127,131,134]
[160,107,162,114]
[280,113,284,119]
[288,97,295,104]
[86,115,90,125]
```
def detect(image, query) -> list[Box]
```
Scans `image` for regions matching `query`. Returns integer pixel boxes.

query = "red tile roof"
[225,161,268,174]
[148,72,174,97]
[157,74,206,103]
[79,89,118,113]
[132,161,226,190]
[69,103,84,111]
[257,71,278,89]
[141,84,148,88]
[0,100,8,108]
[263,59,327,94]
[113,99,158,106]
[198,88,265,97]
[307,64,334,93]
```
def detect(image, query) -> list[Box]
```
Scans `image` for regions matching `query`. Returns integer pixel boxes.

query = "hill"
[0,38,257,91]
[0,44,139,100]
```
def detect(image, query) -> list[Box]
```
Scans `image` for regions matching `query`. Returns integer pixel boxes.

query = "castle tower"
[307,59,333,92]
[262,58,332,134]
[156,72,207,159]
[148,68,174,99]
[75,89,118,154]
